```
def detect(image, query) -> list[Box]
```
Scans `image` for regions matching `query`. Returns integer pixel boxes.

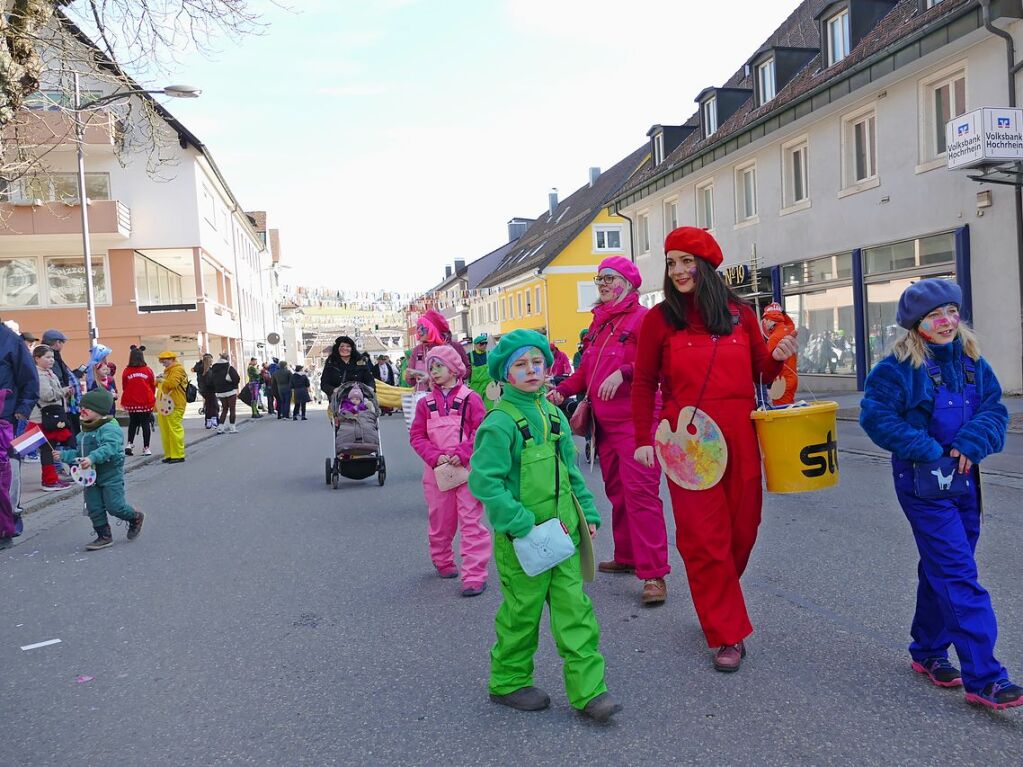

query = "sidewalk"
[16,404,271,514]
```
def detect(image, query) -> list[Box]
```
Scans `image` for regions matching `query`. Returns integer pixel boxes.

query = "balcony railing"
[1,109,118,148]
[0,200,131,237]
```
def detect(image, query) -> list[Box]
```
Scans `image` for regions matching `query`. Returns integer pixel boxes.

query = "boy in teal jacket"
[60,388,144,551]
[468,329,621,722]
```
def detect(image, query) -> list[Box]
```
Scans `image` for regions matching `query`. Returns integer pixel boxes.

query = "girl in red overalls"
[632,227,797,672]
[409,344,492,597]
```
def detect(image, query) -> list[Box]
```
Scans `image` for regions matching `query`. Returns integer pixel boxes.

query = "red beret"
[663,227,723,269]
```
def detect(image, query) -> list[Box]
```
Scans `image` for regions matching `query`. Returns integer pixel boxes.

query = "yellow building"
[477,146,649,349]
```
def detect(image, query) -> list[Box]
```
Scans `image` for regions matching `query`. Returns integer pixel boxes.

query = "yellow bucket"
[750,401,840,493]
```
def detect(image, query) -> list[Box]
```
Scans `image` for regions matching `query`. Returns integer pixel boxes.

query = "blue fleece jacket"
[0,324,39,422]
[860,339,1007,464]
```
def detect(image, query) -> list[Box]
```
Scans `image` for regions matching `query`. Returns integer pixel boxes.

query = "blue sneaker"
[912,657,963,688]
[965,679,1023,710]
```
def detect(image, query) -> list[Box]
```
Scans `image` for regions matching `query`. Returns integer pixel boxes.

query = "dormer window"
[757,59,776,106]
[702,97,718,137]
[653,132,665,165]
[826,8,851,66]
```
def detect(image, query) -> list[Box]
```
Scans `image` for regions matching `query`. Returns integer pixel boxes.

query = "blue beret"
[896,279,962,330]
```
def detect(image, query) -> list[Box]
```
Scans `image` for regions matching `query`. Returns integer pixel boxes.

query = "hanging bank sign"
[946,108,1023,169]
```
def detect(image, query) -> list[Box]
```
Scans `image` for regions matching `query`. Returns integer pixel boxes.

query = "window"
[202,186,216,226]
[535,286,542,315]
[0,173,109,203]
[525,289,532,315]
[134,253,185,307]
[864,231,955,275]
[702,97,718,137]
[735,163,758,223]
[783,252,853,286]
[842,109,878,189]
[517,292,523,318]
[577,281,599,311]
[926,68,967,157]
[593,225,623,252]
[757,59,776,105]
[45,256,109,305]
[664,198,678,234]
[653,132,665,165]
[827,9,851,66]
[24,90,101,110]
[0,258,40,306]
[696,181,715,230]
[637,212,651,253]
[782,138,810,209]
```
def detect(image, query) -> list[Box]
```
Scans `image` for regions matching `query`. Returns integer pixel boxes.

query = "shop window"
[45,256,109,305]
[865,273,955,369]
[782,252,853,287]
[0,258,40,307]
[784,286,857,376]
[863,232,954,275]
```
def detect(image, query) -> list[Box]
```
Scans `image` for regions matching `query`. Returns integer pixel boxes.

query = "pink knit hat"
[598,256,642,289]
[426,344,467,380]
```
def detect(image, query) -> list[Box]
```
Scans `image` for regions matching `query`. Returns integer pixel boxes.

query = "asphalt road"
[2,409,1021,766]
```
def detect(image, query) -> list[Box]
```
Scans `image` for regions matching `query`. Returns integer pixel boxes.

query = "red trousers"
[666,409,763,648]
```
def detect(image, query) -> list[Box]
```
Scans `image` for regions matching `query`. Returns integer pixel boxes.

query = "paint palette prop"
[485,381,503,404]
[69,463,97,487]
[654,407,728,491]
[156,393,175,416]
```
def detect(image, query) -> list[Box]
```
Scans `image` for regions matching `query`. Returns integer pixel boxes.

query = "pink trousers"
[423,468,492,588]
[596,419,670,580]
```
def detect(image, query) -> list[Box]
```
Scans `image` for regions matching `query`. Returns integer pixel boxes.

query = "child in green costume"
[60,387,144,551]
[468,328,621,722]
[467,333,498,410]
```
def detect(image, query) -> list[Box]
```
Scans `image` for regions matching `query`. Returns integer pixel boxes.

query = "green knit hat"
[80,387,114,414]
[487,329,553,381]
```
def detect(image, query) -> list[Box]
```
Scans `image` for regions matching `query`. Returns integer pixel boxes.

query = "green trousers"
[490,536,607,709]
[85,476,136,531]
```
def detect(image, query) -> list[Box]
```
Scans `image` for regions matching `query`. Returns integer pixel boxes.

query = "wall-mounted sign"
[947,108,1023,169]
[722,264,751,288]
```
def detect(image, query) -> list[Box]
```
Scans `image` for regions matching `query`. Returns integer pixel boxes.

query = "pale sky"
[155,0,803,292]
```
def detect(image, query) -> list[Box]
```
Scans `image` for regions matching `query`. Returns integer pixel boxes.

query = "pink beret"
[597,256,642,289]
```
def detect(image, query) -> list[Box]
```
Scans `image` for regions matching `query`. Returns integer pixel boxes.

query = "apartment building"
[0,20,282,371]
[612,0,1023,392]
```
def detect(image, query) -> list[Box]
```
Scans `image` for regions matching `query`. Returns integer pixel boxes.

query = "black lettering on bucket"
[799,430,838,478]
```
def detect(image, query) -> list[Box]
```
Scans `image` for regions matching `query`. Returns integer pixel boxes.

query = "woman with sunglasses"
[548,256,670,607]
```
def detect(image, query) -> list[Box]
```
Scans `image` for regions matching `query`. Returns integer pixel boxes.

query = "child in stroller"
[326,382,386,487]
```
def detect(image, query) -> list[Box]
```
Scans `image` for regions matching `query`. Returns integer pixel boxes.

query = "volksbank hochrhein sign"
[946,108,1023,169]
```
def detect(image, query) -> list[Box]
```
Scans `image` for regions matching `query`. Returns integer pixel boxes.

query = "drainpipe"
[612,202,636,263]
[981,0,1023,388]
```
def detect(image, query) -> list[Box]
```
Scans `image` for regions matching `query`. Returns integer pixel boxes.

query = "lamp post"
[72,74,201,348]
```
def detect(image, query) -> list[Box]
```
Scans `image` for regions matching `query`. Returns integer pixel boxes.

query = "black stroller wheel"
[378,455,386,486]
[325,458,333,486]
[331,471,340,490]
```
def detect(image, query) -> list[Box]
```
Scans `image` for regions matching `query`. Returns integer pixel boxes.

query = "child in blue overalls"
[861,279,1019,710]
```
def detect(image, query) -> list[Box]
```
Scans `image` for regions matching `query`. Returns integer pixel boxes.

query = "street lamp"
[73,73,202,348]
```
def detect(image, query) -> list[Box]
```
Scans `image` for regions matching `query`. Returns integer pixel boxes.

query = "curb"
[18,416,268,517]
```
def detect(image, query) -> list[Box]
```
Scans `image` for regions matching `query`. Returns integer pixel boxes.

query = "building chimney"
[454,259,466,273]
[588,167,601,186]
[507,218,532,241]
[445,265,453,279]
[548,188,559,216]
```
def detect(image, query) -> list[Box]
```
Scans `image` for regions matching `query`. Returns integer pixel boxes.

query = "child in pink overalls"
[409,344,492,596]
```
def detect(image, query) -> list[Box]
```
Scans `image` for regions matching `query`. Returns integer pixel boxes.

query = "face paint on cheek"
[611,284,624,298]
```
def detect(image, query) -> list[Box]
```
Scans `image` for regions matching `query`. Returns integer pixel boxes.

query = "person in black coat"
[290,365,311,421]
[372,355,397,386]
[320,336,376,398]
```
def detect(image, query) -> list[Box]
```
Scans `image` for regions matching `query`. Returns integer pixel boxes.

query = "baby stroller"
[324,381,386,489]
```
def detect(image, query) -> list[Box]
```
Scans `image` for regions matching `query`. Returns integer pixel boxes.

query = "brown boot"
[713,641,746,672]
[598,560,634,574]
[641,578,666,605]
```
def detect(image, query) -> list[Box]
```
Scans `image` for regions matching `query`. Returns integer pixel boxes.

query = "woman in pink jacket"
[548,256,670,606]
[409,344,491,597]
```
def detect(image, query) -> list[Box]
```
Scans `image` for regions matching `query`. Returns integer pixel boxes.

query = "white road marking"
[20,639,61,651]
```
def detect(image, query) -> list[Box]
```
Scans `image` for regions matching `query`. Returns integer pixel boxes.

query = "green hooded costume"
[468,329,607,709]
[468,334,497,410]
